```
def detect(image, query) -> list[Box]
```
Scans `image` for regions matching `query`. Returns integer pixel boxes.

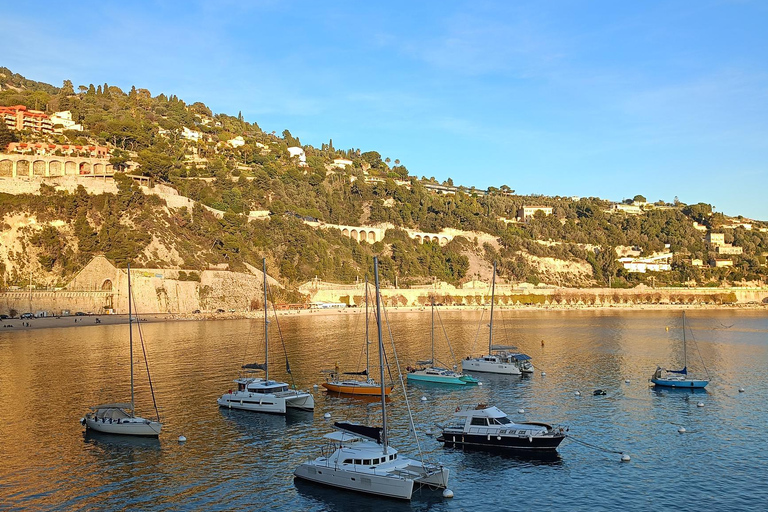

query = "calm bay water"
[1,309,767,511]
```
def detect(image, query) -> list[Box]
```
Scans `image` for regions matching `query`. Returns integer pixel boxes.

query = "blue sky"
[4,1,768,220]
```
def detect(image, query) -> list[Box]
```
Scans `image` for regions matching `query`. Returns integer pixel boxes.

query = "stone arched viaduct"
[0,154,116,178]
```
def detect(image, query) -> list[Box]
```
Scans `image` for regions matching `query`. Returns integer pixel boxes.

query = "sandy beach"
[2,302,764,332]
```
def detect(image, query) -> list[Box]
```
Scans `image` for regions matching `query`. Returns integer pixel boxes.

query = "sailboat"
[651,311,709,389]
[217,259,315,413]
[322,277,393,396]
[463,261,528,375]
[407,300,479,385]
[81,263,162,437]
[294,256,450,500]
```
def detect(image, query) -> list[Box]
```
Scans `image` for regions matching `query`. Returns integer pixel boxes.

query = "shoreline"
[2,302,765,332]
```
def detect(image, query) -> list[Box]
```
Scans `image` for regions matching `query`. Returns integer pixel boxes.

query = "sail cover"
[343,369,368,376]
[241,362,267,371]
[667,366,688,375]
[334,422,383,443]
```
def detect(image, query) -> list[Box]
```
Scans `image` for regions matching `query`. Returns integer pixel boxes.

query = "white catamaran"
[294,256,450,500]
[81,263,162,437]
[217,259,314,413]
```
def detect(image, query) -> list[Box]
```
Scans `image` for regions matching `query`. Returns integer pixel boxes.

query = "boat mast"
[488,261,497,353]
[128,263,134,417]
[365,276,369,377]
[263,258,269,382]
[431,298,435,365]
[373,257,388,453]
[682,311,687,371]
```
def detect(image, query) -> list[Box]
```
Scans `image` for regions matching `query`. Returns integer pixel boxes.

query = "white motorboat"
[294,256,450,500]
[81,264,162,437]
[218,259,314,413]
[437,404,566,452]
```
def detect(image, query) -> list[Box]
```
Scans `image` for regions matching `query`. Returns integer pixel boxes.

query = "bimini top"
[334,422,383,443]
[89,403,132,411]
[453,404,507,419]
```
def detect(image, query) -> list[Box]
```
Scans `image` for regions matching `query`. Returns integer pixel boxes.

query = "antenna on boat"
[373,256,388,453]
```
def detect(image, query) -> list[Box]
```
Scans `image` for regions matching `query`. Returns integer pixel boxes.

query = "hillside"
[1,67,767,295]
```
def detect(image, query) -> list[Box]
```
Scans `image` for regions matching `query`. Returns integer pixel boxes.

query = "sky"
[4,1,768,220]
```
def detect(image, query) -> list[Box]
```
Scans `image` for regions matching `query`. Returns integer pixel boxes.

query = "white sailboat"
[217,259,314,413]
[463,261,524,375]
[81,263,162,437]
[294,256,450,500]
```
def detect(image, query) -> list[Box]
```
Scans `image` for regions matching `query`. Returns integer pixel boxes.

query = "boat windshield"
[493,416,511,425]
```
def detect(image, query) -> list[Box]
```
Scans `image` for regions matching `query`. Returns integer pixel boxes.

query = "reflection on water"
[1,309,767,510]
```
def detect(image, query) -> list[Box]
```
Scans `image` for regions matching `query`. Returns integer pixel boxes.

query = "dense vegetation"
[1,67,767,290]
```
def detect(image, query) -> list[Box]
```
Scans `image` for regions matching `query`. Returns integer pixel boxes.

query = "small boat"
[437,404,567,451]
[81,264,162,437]
[322,278,393,396]
[294,256,450,500]
[407,301,479,386]
[651,312,709,389]
[217,259,315,413]
[463,262,533,375]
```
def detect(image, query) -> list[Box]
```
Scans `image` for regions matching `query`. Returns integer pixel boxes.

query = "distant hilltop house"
[181,126,203,142]
[49,111,83,132]
[517,206,553,222]
[330,158,353,169]
[706,232,725,246]
[228,136,245,148]
[609,203,643,214]
[1,104,53,134]
[619,252,673,273]
[287,146,307,167]
[5,142,109,158]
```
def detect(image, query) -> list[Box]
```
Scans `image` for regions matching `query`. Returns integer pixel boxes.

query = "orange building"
[0,105,53,134]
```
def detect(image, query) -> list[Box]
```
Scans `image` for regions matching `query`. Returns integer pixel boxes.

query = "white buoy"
[575,391,581,396]
[541,371,546,376]
[313,384,318,389]
[517,409,525,414]
[420,396,428,401]
[324,412,331,419]
[621,453,631,462]
[442,489,454,498]
[697,402,704,408]
[178,435,187,443]
[625,379,630,384]
[678,426,686,434]
[739,387,745,393]
[478,382,483,386]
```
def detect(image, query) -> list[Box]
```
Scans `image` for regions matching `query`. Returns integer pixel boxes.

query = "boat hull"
[651,378,709,389]
[83,416,162,437]
[462,359,521,375]
[322,382,393,395]
[217,390,315,413]
[294,463,415,500]
[407,372,468,385]
[438,431,564,451]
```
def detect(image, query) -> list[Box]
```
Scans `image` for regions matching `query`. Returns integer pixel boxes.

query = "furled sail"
[334,422,383,443]
[241,362,267,371]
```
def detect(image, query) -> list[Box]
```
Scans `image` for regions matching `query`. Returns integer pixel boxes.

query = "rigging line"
[380,288,428,466]
[266,280,298,390]
[565,433,625,455]
[131,286,160,422]
[434,306,459,366]
[687,322,711,380]
[470,309,486,355]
